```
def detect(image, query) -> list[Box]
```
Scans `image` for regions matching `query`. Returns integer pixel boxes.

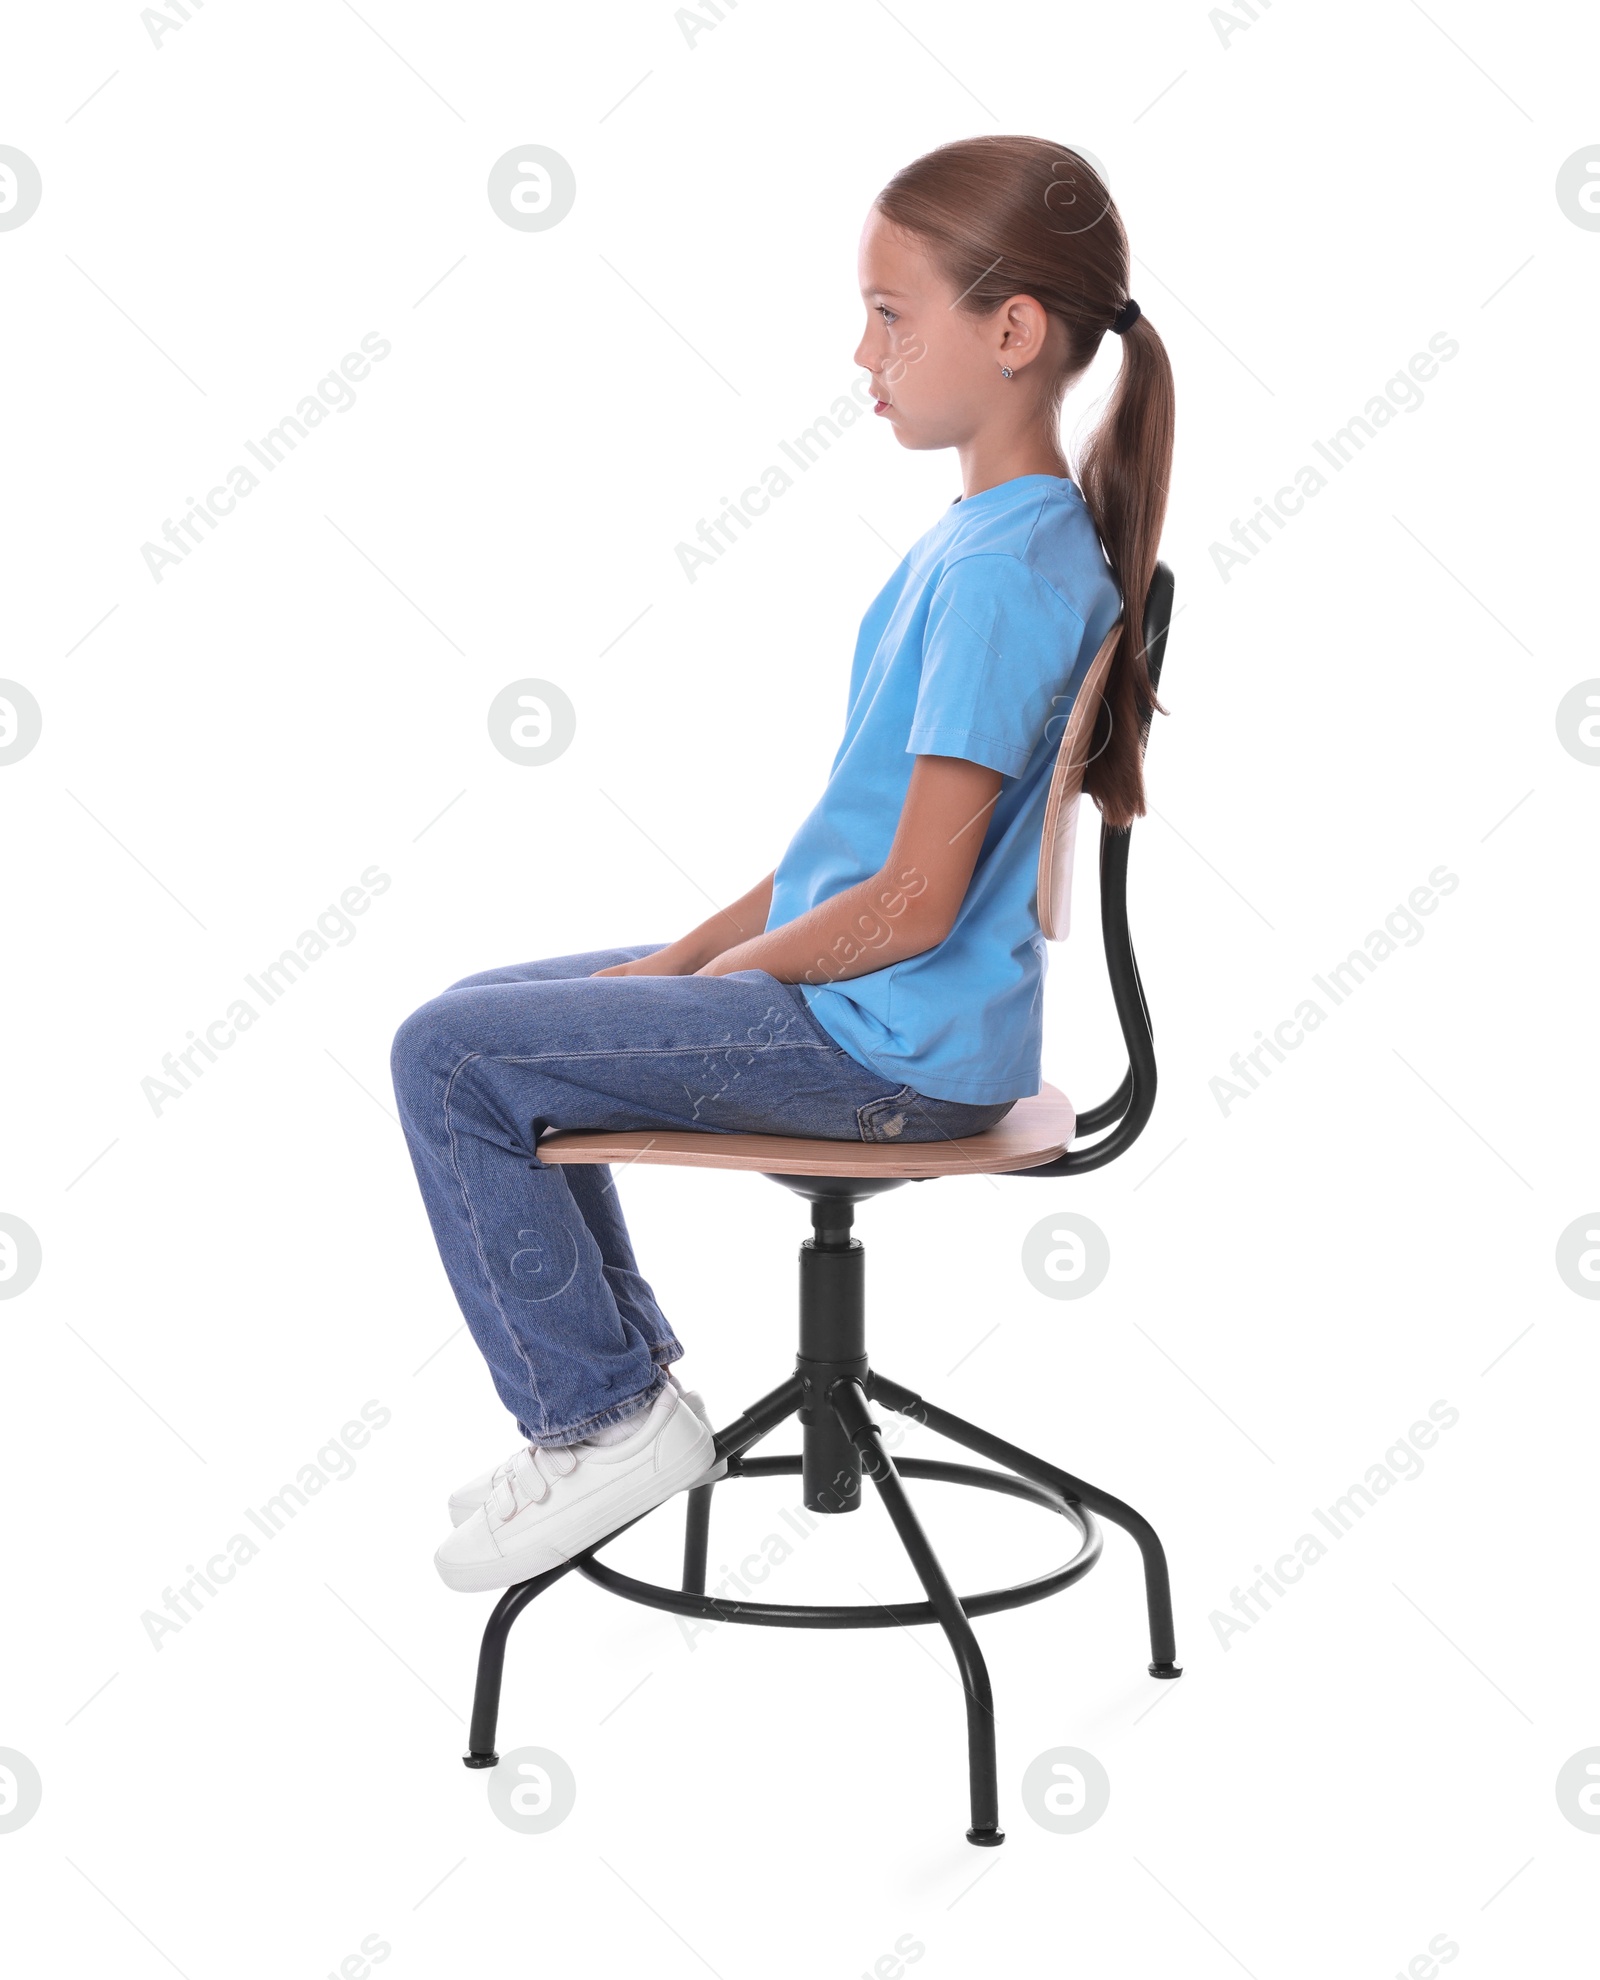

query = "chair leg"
[866,1369,1182,1679]
[463,1565,574,1767]
[679,1371,806,1594]
[462,1375,804,1766]
[682,1483,714,1595]
[830,1377,1004,1846]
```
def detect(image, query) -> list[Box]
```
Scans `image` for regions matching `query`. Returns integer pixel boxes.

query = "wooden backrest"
[1036,618,1122,941]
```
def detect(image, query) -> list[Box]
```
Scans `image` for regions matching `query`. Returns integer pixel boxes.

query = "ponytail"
[1076,311,1175,826]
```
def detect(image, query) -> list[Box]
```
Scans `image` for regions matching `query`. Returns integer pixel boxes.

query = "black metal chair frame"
[462,565,1182,1847]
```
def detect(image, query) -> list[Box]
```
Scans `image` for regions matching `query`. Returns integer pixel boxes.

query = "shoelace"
[488,1441,582,1526]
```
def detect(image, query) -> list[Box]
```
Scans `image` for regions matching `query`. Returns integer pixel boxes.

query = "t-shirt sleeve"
[909,554,1088,778]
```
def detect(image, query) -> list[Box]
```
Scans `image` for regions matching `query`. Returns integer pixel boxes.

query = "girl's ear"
[996,294,1053,371]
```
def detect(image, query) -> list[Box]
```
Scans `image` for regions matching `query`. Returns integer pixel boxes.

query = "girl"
[391,134,1175,1594]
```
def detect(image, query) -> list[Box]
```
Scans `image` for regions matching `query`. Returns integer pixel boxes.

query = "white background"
[2,2,1597,1974]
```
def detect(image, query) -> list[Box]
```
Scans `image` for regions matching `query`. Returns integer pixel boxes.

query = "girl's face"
[854,204,1059,453]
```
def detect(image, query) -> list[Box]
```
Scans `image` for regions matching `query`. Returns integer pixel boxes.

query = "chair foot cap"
[462,1751,499,1769]
[966,1825,1006,1847]
[1148,1661,1183,1680]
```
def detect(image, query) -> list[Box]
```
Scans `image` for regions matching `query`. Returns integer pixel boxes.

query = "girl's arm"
[591,871,776,977]
[697,754,1003,985]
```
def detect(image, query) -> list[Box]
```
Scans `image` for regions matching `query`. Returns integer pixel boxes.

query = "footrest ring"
[571,1454,1102,1628]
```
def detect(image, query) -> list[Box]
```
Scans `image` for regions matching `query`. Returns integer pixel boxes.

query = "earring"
[1000,365,1013,379]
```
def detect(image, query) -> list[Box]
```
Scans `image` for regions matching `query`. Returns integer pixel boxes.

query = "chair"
[460,564,1181,1846]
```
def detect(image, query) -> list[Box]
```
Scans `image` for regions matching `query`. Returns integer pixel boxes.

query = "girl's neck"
[958,440,1072,501]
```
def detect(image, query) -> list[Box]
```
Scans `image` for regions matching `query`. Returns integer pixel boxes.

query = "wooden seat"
[536,1083,1075,1180]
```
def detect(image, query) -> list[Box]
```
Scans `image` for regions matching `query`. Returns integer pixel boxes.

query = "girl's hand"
[589,872,778,980]
[591,948,694,978]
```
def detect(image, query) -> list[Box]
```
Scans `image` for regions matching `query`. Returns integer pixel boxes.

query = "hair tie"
[1111,298,1141,335]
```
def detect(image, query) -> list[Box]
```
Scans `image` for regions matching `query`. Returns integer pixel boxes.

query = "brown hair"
[874,135,1175,827]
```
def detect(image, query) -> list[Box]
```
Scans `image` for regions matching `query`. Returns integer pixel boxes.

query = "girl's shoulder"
[936,482,1121,634]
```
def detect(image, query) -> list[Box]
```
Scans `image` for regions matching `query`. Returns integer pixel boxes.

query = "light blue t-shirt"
[766,473,1122,1105]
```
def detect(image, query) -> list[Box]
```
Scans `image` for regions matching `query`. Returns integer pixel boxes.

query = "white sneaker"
[434,1381,721,1593]
[445,1375,724,1528]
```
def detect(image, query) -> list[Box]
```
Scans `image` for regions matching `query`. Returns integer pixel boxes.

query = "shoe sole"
[436,1434,723,1593]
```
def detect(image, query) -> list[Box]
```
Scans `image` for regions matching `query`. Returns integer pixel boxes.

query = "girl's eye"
[875,303,898,325]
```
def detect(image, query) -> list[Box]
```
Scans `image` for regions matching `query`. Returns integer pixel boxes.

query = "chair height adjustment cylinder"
[796,1208,867,1514]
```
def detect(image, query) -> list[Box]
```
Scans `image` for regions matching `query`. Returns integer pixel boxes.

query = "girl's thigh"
[398,965,1017,1146]
[396,965,805,1135]
[394,966,926,1142]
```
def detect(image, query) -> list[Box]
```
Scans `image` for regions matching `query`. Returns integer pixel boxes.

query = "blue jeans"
[390,946,1015,1446]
